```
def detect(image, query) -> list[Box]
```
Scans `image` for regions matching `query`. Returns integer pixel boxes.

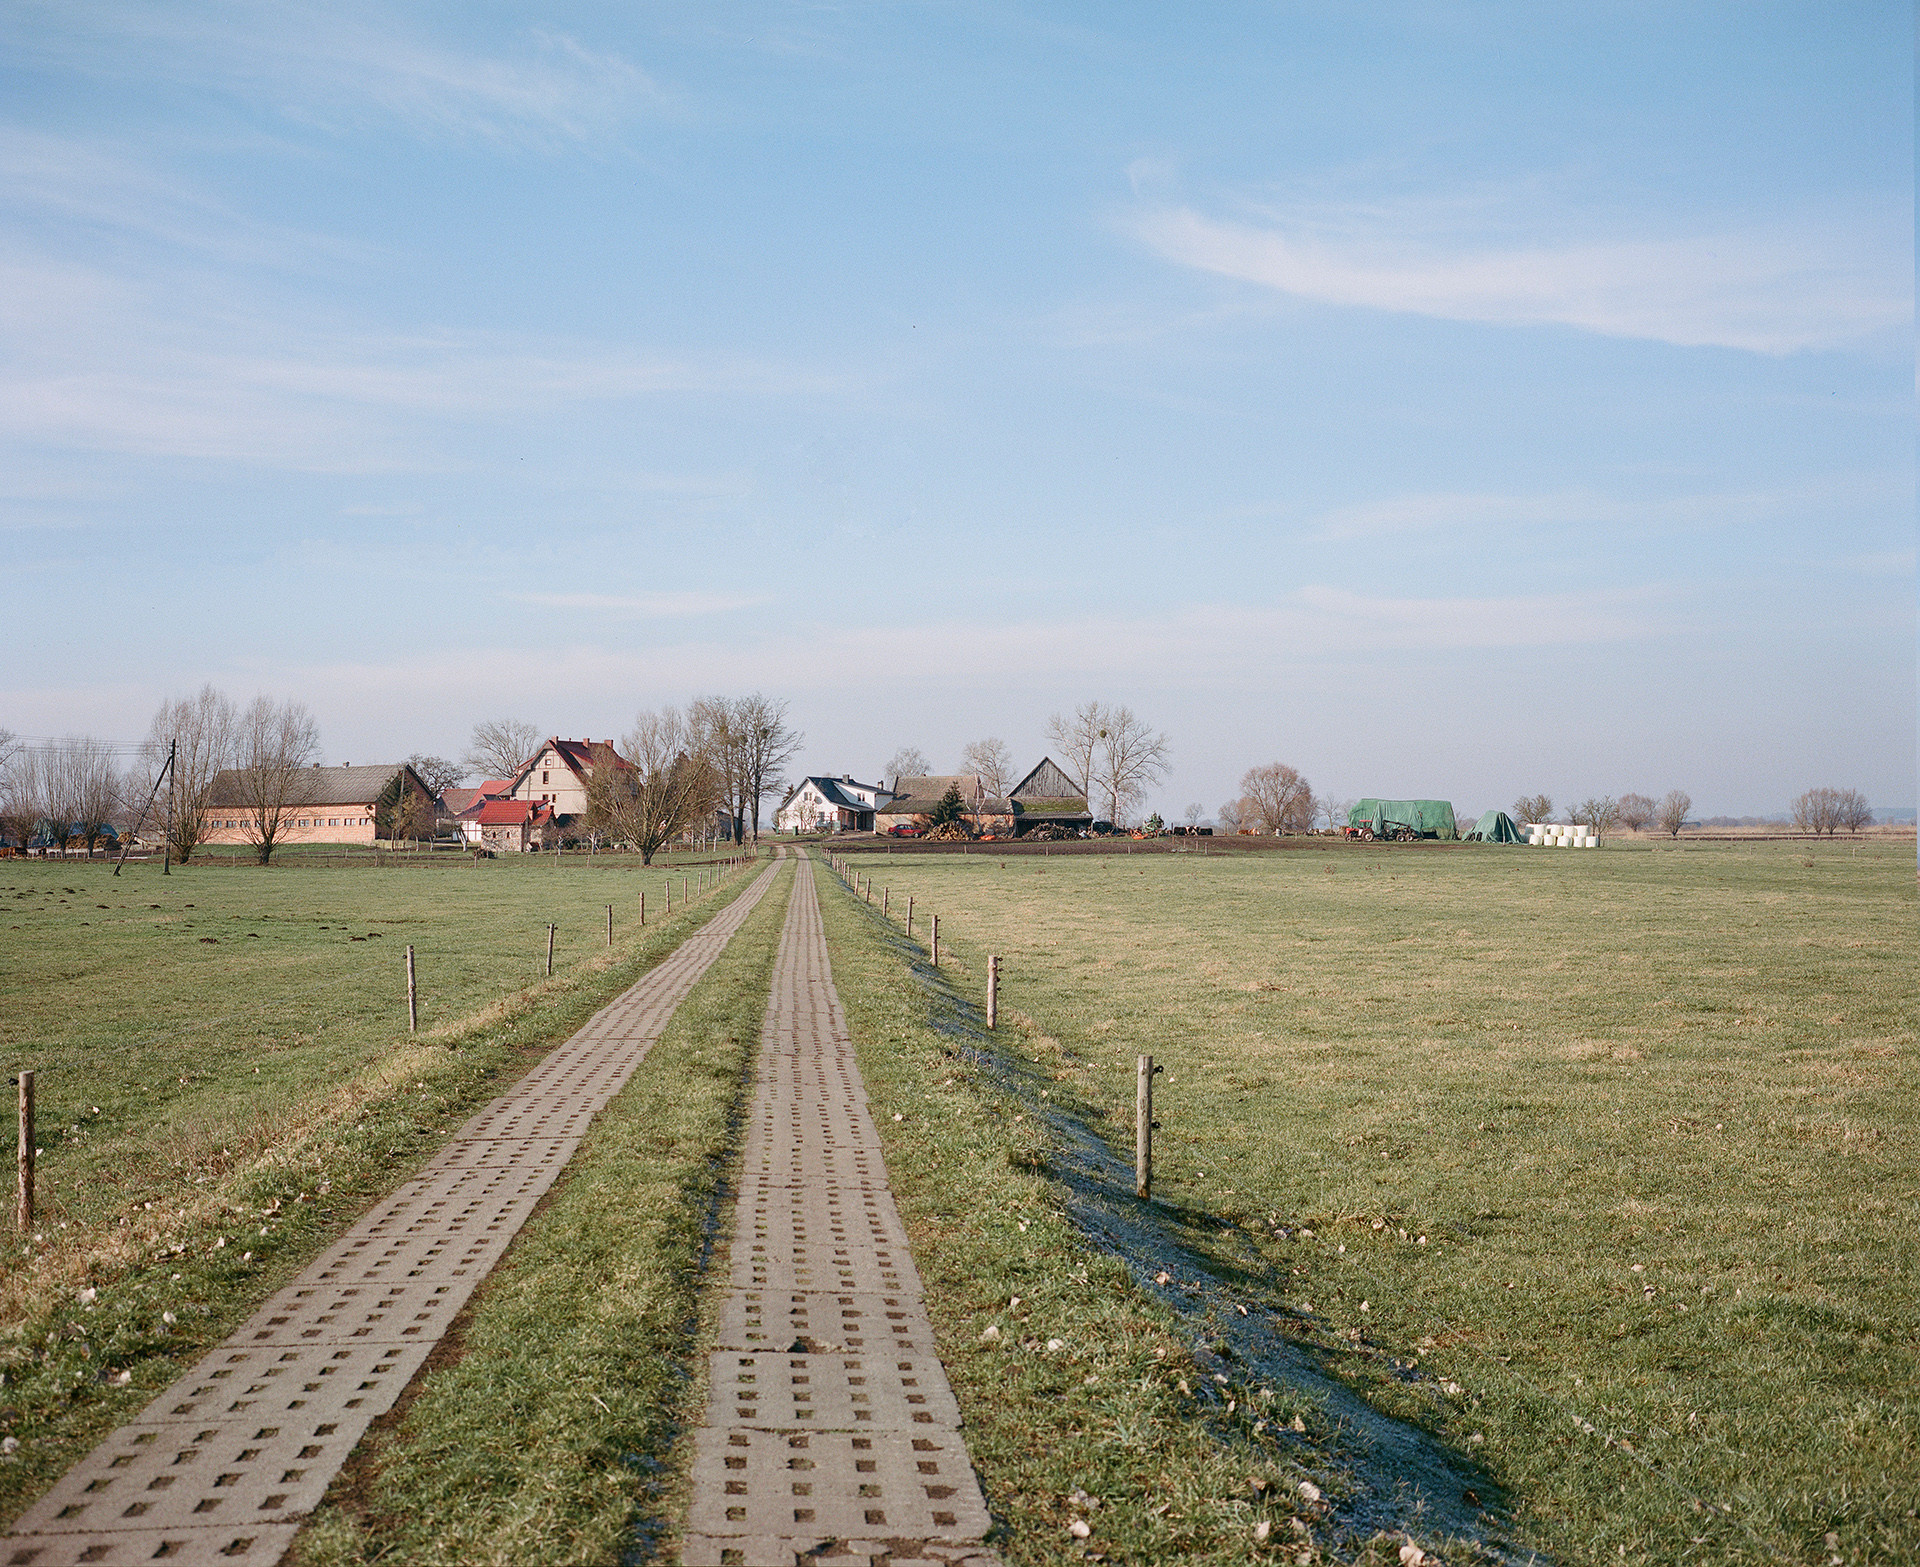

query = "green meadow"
[820,837,1918,1565]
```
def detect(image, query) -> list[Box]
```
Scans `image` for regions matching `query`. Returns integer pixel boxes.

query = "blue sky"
[2,2,1912,819]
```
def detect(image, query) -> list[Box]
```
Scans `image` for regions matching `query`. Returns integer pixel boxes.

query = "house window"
[542,770,549,783]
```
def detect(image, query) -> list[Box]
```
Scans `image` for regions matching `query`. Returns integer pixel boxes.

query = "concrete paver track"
[678,856,998,1567]
[4,856,786,1567]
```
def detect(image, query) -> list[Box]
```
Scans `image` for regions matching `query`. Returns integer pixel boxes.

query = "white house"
[776,775,893,833]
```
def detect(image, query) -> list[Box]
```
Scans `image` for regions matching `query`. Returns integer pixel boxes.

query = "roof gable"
[1011,757,1082,801]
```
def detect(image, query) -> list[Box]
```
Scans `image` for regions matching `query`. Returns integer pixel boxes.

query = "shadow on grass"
[849,891,1540,1564]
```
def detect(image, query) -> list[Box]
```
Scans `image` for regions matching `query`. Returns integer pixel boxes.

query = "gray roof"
[880,776,1013,815]
[207,763,419,808]
[792,776,883,812]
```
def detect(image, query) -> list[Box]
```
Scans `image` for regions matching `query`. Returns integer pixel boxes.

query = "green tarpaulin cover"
[1467,809,1523,843]
[1347,798,1458,839]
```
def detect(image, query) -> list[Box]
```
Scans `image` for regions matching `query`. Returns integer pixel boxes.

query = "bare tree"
[609,707,724,864]
[885,746,931,787]
[1239,762,1313,835]
[1512,794,1554,827]
[1656,789,1691,838]
[737,694,802,842]
[1617,793,1656,833]
[1082,702,1167,825]
[228,696,321,865]
[1573,796,1620,838]
[1837,788,1873,833]
[406,754,466,800]
[960,737,1014,799]
[691,696,751,843]
[0,731,31,850]
[1217,798,1243,834]
[1183,802,1204,831]
[1315,794,1353,832]
[139,685,236,864]
[64,738,123,854]
[464,718,541,781]
[1043,704,1103,804]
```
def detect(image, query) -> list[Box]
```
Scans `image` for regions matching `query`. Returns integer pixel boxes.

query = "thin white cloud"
[509,591,772,617]
[16,5,668,150]
[1130,200,1910,354]
[1310,479,1901,542]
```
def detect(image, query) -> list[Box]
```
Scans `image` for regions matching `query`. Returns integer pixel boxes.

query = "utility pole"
[115,738,174,878]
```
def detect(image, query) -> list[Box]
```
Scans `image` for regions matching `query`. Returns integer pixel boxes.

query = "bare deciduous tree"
[1047,701,1170,825]
[1617,793,1656,833]
[1183,802,1204,831]
[607,707,724,864]
[1656,789,1691,838]
[1573,796,1620,838]
[1217,798,1243,833]
[464,718,541,781]
[691,696,749,844]
[885,746,931,787]
[0,730,31,850]
[376,771,436,843]
[1837,788,1873,833]
[1315,794,1353,832]
[1093,705,1171,826]
[229,696,321,865]
[406,754,466,799]
[1043,704,1102,804]
[1239,762,1314,835]
[960,738,1014,799]
[738,694,802,842]
[138,685,236,864]
[1512,794,1554,827]
[66,738,123,854]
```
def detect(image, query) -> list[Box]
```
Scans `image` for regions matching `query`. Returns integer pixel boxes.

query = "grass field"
[0,848,759,1526]
[819,837,1918,1565]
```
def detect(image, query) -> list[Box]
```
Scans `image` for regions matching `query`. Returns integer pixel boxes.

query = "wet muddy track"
[843,896,1542,1565]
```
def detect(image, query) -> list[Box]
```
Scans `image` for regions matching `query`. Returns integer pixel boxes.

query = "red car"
[887,824,922,838]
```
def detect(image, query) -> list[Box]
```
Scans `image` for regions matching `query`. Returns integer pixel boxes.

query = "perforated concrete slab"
[680,859,997,1567]
[684,1425,990,1539]
[4,859,785,1567]
[714,1292,941,1356]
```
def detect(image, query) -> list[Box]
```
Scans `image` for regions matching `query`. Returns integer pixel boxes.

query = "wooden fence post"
[406,945,417,1033]
[16,1070,32,1234]
[640,890,645,926]
[906,896,913,938]
[931,913,939,966]
[987,954,999,1029]
[1136,1056,1160,1200]
[607,904,614,946]
[883,887,889,915]
[546,923,556,977]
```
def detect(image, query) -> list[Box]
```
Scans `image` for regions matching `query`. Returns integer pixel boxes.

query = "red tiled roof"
[471,799,551,826]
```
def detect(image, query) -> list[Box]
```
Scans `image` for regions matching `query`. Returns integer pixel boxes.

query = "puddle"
[860,902,1540,1564]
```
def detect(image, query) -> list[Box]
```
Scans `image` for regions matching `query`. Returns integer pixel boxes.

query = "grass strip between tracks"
[286,857,794,1567]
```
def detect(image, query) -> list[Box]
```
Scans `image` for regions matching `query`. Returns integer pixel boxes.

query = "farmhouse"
[777,775,894,833]
[459,797,554,853]
[506,739,632,818]
[201,762,433,847]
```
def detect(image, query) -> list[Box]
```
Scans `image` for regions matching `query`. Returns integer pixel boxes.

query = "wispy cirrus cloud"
[1129,194,1910,354]
[1310,476,1905,542]
[13,3,669,149]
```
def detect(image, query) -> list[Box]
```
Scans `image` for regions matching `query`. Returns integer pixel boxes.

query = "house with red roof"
[505,739,632,820]
[457,796,555,853]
